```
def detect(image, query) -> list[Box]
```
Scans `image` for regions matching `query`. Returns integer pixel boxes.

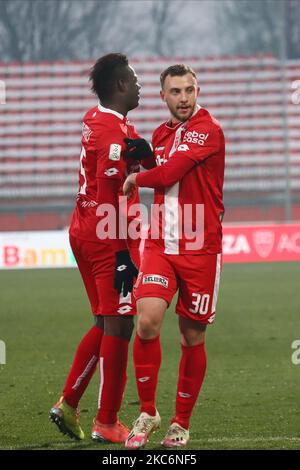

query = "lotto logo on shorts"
[117,306,132,315]
[142,274,169,288]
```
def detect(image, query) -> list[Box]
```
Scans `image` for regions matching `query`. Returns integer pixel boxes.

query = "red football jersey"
[136,107,225,255]
[70,104,141,246]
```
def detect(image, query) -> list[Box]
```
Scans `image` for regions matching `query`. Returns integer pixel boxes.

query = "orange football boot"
[91,419,129,443]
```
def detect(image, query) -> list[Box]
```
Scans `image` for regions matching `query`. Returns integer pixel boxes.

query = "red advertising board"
[222,224,300,263]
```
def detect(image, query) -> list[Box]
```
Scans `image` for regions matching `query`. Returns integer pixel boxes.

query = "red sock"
[172,342,207,430]
[63,325,103,408]
[96,335,129,424]
[133,334,162,416]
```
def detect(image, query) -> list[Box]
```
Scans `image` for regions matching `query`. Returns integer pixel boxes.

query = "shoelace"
[166,425,184,438]
[133,416,155,434]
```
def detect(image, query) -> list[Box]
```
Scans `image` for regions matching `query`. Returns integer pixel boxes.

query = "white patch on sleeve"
[177,144,189,151]
[109,143,122,161]
[82,123,92,142]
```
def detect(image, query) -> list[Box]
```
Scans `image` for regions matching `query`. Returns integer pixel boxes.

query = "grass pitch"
[0,262,299,450]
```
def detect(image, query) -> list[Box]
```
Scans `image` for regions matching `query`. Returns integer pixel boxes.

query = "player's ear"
[197,86,200,97]
[117,78,127,93]
[160,89,166,102]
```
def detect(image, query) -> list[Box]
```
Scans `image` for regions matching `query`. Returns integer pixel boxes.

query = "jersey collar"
[98,103,125,121]
[193,104,201,116]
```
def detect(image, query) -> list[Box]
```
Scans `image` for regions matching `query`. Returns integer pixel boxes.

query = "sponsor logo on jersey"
[104,168,119,177]
[82,122,92,142]
[109,143,122,161]
[142,274,169,288]
[183,130,209,146]
[155,146,165,151]
[177,144,189,151]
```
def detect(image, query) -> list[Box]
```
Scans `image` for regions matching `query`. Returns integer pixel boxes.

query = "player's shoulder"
[189,107,223,133]
[152,121,168,145]
[83,105,114,128]
[82,105,127,144]
[83,105,98,122]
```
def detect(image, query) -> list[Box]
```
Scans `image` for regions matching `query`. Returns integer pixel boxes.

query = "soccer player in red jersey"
[123,64,225,448]
[49,53,153,443]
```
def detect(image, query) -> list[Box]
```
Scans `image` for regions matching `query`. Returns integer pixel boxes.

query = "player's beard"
[172,103,196,123]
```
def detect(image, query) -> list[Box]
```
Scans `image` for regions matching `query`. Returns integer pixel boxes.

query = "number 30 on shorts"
[189,293,210,315]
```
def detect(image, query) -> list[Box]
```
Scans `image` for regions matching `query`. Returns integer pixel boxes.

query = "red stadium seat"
[0,56,299,229]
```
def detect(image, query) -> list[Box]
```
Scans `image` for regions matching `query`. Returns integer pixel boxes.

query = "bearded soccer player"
[49,53,153,443]
[123,64,225,448]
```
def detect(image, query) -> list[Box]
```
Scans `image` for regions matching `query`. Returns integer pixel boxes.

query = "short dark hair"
[90,53,129,101]
[160,64,197,88]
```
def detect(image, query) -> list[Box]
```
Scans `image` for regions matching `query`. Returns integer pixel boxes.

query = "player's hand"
[123,173,137,199]
[124,138,154,160]
[114,250,138,297]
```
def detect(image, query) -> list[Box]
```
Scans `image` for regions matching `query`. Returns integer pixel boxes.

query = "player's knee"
[181,330,206,347]
[179,317,206,346]
[137,314,160,339]
[123,317,135,339]
[104,316,134,341]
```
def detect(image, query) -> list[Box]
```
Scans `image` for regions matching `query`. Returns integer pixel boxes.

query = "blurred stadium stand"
[0,55,300,231]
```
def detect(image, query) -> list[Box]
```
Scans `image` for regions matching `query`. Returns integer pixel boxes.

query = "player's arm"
[96,133,138,295]
[96,176,127,251]
[97,176,138,295]
[122,155,195,196]
[136,152,195,189]
[125,124,220,191]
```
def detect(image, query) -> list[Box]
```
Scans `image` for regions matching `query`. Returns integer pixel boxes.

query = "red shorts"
[134,245,222,324]
[70,235,140,316]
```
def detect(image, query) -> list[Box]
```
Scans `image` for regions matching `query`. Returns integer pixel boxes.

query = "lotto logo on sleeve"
[142,274,169,288]
[104,168,119,177]
[109,144,122,161]
[183,131,209,146]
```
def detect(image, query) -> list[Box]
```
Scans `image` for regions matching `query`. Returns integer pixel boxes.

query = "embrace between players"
[49,53,225,449]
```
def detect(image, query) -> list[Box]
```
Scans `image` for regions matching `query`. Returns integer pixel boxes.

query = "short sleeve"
[95,128,126,180]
